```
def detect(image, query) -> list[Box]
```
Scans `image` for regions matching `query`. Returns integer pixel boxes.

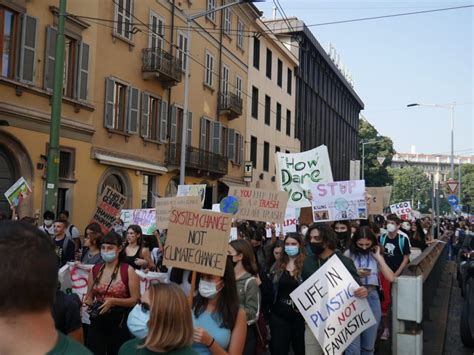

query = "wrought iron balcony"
[166,143,228,176]
[219,92,243,119]
[142,47,182,87]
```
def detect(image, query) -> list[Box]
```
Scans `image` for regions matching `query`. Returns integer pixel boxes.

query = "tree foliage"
[358,119,395,187]
[460,164,474,212]
[388,167,432,213]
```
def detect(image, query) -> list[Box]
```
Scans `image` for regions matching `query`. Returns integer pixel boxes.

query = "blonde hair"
[141,283,193,352]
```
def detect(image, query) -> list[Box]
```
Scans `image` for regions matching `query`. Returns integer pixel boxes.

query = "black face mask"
[355,246,371,255]
[335,231,349,240]
[310,242,325,255]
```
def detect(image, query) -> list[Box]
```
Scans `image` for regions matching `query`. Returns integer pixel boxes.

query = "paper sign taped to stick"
[4,177,32,207]
[177,184,206,207]
[390,201,412,219]
[290,255,376,354]
[275,146,333,208]
[163,209,232,276]
[228,187,288,223]
[121,208,157,234]
[155,196,201,229]
[310,180,367,223]
[91,186,127,233]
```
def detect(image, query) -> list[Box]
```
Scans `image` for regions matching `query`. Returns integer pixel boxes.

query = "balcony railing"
[142,47,182,86]
[166,143,228,175]
[219,92,243,119]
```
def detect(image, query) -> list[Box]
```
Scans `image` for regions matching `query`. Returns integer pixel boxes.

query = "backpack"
[380,233,406,254]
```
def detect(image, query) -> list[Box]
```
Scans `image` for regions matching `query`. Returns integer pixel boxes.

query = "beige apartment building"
[246,19,299,189]
[0,0,260,228]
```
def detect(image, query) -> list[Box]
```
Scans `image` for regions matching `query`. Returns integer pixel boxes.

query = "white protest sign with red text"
[390,201,412,220]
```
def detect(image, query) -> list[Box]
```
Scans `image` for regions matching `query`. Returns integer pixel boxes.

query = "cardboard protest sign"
[121,208,156,234]
[228,187,287,224]
[309,180,367,223]
[381,186,392,208]
[275,146,333,208]
[155,196,201,229]
[390,201,412,220]
[366,187,385,215]
[4,177,32,207]
[135,270,168,295]
[290,255,376,354]
[163,209,232,276]
[91,186,127,233]
[177,184,206,207]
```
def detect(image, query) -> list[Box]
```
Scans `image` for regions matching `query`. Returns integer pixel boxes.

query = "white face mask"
[44,219,53,227]
[387,224,397,233]
[198,280,221,299]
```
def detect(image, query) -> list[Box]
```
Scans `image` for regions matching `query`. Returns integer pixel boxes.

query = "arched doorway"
[0,149,16,216]
[97,168,132,208]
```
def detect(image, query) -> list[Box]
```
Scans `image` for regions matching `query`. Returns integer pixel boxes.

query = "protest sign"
[309,180,367,223]
[390,201,412,220]
[91,186,127,233]
[177,184,206,206]
[155,196,201,229]
[381,186,393,208]
[366,187,385,215]
[163,209,232,276]
[275,146,333,208]
[228,187,287,223]
[4,177,31,207]
[135,270,168,295]
[290,255,376,354]
[121,208,156,234]
[282,207,299,235]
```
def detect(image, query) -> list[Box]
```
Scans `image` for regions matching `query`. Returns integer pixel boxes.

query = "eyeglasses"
[137,299,150,313]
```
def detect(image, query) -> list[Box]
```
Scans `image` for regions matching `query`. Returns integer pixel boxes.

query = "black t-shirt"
[54,237,75,267]
[380,233,411,272]
[272,270,304,320]
[52,290,82,335]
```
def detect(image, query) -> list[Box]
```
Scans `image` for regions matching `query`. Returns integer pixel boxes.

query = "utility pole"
[44,0,66,214]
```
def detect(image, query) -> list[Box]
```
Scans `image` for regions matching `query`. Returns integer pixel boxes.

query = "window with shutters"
[0,7,19,79]
[58,148,75,180]
[234,132,243,164]
[263,141,269,172]
[114,0,134,41]
[223,8,231,35]
[204,51,214,87]
[264,95,271,126]
[176,31,188,71]
[149,11,164,51]
[235,75,242,100]
[221,127,228,156]
[276,102,281,131]
[250,136,257,168]
[142,94,162,141]
[104,77,139,135]
[206,0,216,22]
[200,117,211,152]
[237,19,244,50]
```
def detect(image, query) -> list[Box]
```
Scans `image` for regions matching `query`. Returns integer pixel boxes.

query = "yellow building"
[0,0,260,229]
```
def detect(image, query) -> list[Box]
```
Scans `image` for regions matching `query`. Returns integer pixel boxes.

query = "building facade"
[265,18,364,181]
[0,0,260,226]
[246,18,299,189]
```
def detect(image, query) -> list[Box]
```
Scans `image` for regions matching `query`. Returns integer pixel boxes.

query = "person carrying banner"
[191,257,247,354]
[302,224,368,354]
[124,225,154,270]
[119,283,197,354]
[270,233,306,355]
[344,226,395,355]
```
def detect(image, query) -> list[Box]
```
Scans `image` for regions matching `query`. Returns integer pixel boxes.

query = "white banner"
[290,255,376,354]
[276,146,333,208]
[309,180,367,222]
[121,208,157,235]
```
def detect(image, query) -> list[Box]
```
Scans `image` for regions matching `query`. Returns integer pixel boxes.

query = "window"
[250,136,257,168]
[204,51,214,87]
[275,146,280,152]
[141,175,155,208]
[264,95,271,126]
[263,141,269,172]
[287,68,292,95]
[140,94,168,142]
[176,31,188,71]
[286,109,291,136]
[223,8,231,35]
[251,86,258,119]
[206,0,216,22]
[170,106,192,145]
[114,0,133,40]
[104,77,139,134]
[235,75,242,100]
[58,148,75,180]
[277,59,283,87]
[149,11,164,50]
[237,19,244,49]
[276,102,281,131]
[0,7,19,79]
[266,49,272,79]
[221,64,229,95]
[253,37,260,69]
[227,129,243,164]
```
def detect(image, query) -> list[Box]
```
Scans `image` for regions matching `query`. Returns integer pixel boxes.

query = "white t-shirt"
[65,224,80,239]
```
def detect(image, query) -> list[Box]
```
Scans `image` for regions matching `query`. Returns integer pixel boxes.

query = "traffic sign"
[446,180,459,194]
[377,156,386,165]
[447,194,459,206]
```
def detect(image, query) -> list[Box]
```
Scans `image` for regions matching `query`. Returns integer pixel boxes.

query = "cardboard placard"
[91,186,127,233]
[390,201,412,220]
[177,184,206,207]
[155,196,201,229]
[4,177,32,207]
[228,187,288,223]
[275,146,333,208]
[163,209,232,276]
[121,208,156,234]
[290,255,376,354]
[310,180,367,222]
[366,186,393,215]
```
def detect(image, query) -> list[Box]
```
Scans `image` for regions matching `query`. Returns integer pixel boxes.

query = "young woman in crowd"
[81,222,103,265]
[344,226,395,355]
[85,231,140,355]
[228,239,260,355]
[124,225,153,270]
[192,257,247,354]
[400,220,413,239]
[266,240,284,275]
[270,233,306,355]
[332,220,352,252]
[119,283,197,355]
[248,226,267,272]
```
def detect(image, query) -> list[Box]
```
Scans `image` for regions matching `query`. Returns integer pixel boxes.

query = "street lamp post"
[360,139,383,180]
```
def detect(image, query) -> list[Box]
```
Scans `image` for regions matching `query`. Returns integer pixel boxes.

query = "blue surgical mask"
[285,245,299,256]
[101,251,117,263]
[127,304,150,339]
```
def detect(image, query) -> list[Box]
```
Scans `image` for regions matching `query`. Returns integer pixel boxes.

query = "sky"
[256,1,473,156]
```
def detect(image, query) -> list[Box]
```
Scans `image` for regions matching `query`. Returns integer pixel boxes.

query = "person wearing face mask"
[332,220,352,252]
[344,227,394,355]
[228,240,261,355]
[120,283,197,354]
[378,214,411,341]
[269,233,306,355]
[192,257,247,354]
[85,231,140,355]
[39,210,55,237]
[302,224,369,354]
